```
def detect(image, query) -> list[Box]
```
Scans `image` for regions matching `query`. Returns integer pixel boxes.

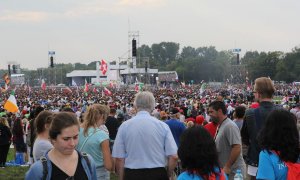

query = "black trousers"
[0,144,10,166]
[124,167,168,180]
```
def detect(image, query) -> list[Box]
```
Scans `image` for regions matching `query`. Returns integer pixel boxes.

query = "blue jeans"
[96,166,110,180]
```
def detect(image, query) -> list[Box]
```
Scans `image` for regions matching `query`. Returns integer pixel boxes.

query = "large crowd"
[0,77,299,180]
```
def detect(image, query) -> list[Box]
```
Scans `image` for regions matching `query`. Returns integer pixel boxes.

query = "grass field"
[0,148,118,180]
[0,149,29,180]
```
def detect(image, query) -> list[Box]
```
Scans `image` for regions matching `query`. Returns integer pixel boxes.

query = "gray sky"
[1,0,299,70]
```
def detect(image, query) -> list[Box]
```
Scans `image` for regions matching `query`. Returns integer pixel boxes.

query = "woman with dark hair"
[26,112,97,180]
[12,116,27,163]
[177,126,227,180]
[32,111,53,162]
[0,117,12,168]
[257,109,300,180]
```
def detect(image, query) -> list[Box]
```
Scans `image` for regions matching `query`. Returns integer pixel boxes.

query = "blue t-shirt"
[256,150,287,180]
[77,127,109,168]
[178,172,202,180]
[177,168,228,180]
[165,119,186,147]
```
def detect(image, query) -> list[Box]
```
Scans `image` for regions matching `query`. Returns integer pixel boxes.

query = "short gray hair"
[134,91,156,113]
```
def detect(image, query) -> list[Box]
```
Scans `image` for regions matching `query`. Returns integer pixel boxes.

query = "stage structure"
[230,48,246,84]
[118,30,158,85]
[48,51,57,85]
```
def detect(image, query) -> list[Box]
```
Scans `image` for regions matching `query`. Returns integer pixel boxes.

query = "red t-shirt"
[185,117,195,122]
[204,122,218,137]
[195,115,205,125]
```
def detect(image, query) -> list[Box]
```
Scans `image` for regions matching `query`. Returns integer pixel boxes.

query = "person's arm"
[101,139,113,171]
[223,144,241,174]
[167,154,178,180]
[256,151,275,180]
[241,116,249,145]
[241,109,255,146]
[6,126,12,140]
[115,158,125,180]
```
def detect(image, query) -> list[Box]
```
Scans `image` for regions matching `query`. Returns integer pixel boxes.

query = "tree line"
[1,42,299,86]
[136,42,300,83]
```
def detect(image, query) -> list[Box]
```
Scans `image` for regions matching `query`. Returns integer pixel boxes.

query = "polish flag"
[84,79,89,92]
[104,87,112,96]
[41,79,46,90]
[135,83,141,92]
[100,59,108,75]
[200,97,206,104]
[109,82,114,88]
[93,87,97,93]
[181,82,186,87]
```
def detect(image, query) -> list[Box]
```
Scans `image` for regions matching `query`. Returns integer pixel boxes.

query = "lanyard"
[214,117,228,140]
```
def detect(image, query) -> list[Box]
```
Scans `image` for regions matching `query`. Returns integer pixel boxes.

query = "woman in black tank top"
[25,112,97,180]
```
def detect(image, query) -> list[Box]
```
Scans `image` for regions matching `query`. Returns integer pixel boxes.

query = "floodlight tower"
[128,31,139,69]
[128,31,139,84]
[230,48,246,84]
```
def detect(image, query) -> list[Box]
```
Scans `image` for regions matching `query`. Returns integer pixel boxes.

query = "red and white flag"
[135,84,140,92]
[100,59,108,75]
[41,79,46,90]
[200,97,206,104]
[84,79,89,92]
[109,82,114,88]
[104,87,112,96]
[93,87,97,93]
[181,82,186,87]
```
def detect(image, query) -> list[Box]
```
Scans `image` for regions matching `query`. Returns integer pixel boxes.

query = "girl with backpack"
[257,109,300,180]
[25,112,97,180]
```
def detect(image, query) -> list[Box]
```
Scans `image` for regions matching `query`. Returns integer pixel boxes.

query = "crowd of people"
[0,77,299,179]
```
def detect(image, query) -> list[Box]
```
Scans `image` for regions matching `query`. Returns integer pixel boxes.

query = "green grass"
[0,148,29,180]
[0,148,118,180]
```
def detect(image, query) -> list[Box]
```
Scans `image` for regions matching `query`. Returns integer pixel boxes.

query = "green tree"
[151,42,179,70]
[74,63,87,70]
[87,61,97,70]
[180,46,197,59]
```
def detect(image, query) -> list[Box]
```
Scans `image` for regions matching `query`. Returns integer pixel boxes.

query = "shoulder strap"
[79,129,101,151]
[40,152,92,180]
[81,152,92,175]
[40,156,48,180]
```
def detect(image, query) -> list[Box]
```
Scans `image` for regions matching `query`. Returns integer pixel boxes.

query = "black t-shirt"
[105,116,120,140]
[0,124,12,145]
[50,154,88,180]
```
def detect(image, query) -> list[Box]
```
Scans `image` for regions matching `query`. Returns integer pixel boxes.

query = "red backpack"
[272,151,300,180]
[284,161,300,180]
[208,168,226,180]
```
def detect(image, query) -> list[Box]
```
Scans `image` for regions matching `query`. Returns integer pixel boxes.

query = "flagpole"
[96,61,100,84]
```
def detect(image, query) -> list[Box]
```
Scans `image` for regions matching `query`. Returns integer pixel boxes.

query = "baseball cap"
[170,108,179,115]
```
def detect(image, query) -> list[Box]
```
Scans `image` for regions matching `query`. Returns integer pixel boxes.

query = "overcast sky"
[1,0,299,70]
